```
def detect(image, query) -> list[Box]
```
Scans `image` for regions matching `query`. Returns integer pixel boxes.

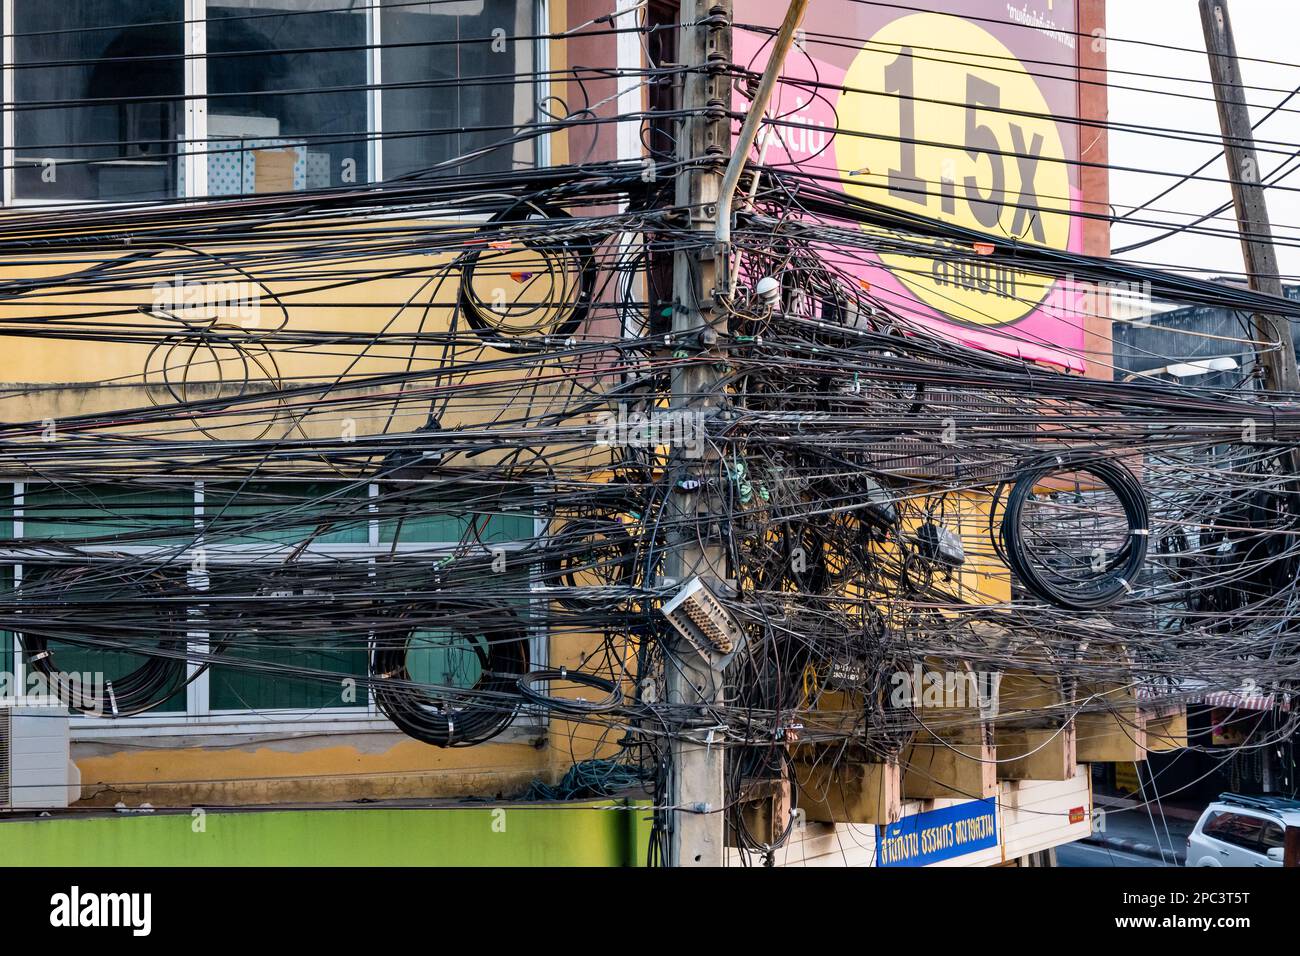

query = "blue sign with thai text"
[876,799,998,867]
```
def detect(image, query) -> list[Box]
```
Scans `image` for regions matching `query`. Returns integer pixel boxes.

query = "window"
[1260,822,1285,851]
[19,565,191,714]
[1203,811,1266,851]
[14,483,195,713]
[379,0,537,179]
[378,481,536,546]
[2,0,542,203]
[0,491,11,682]
[22,481,195,545]
[0,479,544,732]
[203,481,370,547]
[206,1,370,194]
[208,609,371,711]
[202,481,370,711]
[0,568,12,682]
[1201,811,1231,839]
[11,1,184,202]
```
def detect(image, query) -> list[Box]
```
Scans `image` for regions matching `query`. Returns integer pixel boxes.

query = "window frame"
[0,0,550,207]
[3,478,549,738]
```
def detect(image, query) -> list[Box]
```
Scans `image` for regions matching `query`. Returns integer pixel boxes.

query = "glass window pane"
[14,0,184,202]
[0,486,15,541]
[0,568,13,685]
[1221,813,1265,849]
[380,0,535,180]
[203,482,370,547]
[203,481,368,711]
[22,483,194,546]
[208,631,368,711]
[207,1,370,195]
[2,485,190,713]
[378,483,536,545]
[1260,823,1285,850]
[17,566,189,713]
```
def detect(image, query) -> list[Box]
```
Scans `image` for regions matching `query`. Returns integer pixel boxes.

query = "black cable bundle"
[516,667,623,714]
[458,199,598,350]
[19,566,190,716]
[371,603,530,748]
[997,455,1150,610]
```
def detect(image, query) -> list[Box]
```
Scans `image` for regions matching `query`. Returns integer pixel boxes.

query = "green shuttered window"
[0,480,538,722]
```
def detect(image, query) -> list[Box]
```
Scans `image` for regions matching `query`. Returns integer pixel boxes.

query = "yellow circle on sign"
[837,14,1072,327]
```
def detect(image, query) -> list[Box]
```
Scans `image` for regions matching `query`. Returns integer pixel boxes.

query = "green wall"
[0,801,651,867]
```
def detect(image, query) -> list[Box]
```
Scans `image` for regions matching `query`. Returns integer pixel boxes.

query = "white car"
[1186,793,1299,867]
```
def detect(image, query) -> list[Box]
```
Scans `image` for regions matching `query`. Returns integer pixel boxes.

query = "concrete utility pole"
[1200,0,1300,394]
[666,0,732,868]
[666,0,807,869]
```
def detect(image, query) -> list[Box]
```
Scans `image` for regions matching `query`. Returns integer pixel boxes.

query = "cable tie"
[1131,528,1149,536]
[107,681,119,717]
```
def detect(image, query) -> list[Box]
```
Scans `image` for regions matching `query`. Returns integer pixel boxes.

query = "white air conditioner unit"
[0,703,81,810]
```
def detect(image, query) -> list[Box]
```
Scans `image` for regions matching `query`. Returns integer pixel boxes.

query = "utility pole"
[1201,1,1300,807]
[666,0,732,868]
[1200,0,1300,395]
[666,0,807,867]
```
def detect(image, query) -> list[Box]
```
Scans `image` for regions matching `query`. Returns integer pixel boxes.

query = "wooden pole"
[1199,0,1300,394]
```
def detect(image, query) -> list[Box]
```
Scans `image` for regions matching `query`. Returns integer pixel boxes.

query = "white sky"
[1107,0,1300,280]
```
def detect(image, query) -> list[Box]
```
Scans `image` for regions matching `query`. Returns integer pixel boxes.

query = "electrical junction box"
[916,521,966,568]
[660,576,746,666]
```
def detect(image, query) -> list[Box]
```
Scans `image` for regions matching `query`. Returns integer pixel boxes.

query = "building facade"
[0,0,1161,869]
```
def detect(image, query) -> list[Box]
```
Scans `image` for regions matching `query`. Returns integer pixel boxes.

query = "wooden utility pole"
[666,0,732,868]
[1200,0,1300,394]
[1200,2,1299,809]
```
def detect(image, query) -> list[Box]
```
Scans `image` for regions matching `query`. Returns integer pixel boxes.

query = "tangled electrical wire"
[0,8,1296,866]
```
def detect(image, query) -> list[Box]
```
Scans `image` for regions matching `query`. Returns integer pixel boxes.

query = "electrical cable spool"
[19,565,190,716]
[458,199,596,352]
[371,602,529,748]
[997,454,1149,610]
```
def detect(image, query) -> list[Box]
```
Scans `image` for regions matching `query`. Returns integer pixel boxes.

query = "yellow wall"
[0,5,628,803]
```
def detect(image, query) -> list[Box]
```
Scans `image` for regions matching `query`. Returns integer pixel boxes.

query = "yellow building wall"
[0,1,636,806]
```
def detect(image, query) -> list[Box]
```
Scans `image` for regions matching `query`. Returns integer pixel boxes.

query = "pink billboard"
[736,1,1087,370]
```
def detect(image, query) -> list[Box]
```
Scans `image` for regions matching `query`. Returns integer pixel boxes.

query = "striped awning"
[1133,682,1292,712]
[1201,689,1291,712]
